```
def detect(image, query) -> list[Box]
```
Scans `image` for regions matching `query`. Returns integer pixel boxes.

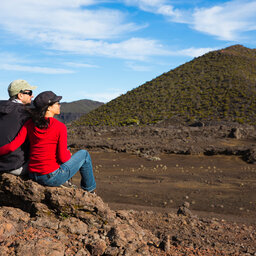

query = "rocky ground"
[78,151,256,222]
[1,122,256,255]
[67,122,256,163]
[0,173,255,256]
[68,122,256,255]
[0,174,161,256]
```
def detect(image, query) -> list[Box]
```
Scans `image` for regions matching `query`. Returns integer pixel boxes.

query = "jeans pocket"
[47,169,60,178]
[37,169,59,186]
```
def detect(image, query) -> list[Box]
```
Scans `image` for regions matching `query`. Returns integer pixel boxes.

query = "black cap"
[34,91,62,109]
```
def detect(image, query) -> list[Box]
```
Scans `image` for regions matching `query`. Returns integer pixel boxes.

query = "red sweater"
[0,118,71,174]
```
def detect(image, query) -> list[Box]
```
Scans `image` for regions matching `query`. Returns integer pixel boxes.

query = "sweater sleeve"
[0,122,28,155]
[57,123,71,163]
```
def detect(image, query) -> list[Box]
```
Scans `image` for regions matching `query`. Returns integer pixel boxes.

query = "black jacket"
[0,100,30,172]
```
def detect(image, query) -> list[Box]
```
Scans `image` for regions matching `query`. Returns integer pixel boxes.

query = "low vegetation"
[74,45,256,126]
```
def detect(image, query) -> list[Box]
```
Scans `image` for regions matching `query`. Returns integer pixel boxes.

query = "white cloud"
[64,62,99,68]
[125,0,256,41]
[0,3,138,40]
[0,51,74,74]
[125,61,151,71]
[192,0,256,40]
[124,0,182,21]
[0,64,74,74]
[177,47,216,57]
[81,91,124,102]
[49,37,171,60]
[0,52,29,65]
[1,0,249,64]
[0,0,170,60]
[124,0,167,10]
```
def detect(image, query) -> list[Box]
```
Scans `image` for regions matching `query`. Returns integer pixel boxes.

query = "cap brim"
[52,96,62,103]
[49,95,62,104]
[26,85,37,90]
[56,96,62,102]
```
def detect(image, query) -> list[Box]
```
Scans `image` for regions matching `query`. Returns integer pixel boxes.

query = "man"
[0,79,37,176]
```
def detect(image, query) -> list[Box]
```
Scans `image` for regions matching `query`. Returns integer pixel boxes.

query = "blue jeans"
[29,150,96,192]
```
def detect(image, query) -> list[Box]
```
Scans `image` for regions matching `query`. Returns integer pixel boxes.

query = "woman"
[0,91,96,192]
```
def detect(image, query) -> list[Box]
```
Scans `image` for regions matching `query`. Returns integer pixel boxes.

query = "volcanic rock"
[0,173,160,255]
[229,127,243,139]
[67,123,256,164]
[177,202,193,217]
[1,173,256,255]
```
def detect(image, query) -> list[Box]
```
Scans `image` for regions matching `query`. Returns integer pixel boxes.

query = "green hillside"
[75,45,256,126]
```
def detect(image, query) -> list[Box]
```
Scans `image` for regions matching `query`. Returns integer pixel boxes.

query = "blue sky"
[0,0,256,103]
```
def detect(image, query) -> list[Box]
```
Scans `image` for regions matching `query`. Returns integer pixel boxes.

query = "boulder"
[0,173,160,255]
[229,128,243,139]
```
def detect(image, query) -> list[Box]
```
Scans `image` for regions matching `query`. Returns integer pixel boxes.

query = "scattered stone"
[31,216,59,230]
[246,148,256,163]
[59,217,88,235]
[0,220,17,242]
[76,248,90,256]
[159,235,170,253]
[229,128,242,139]
[183,202,190,208]
[177,202,193,217]
[88,239,107,256]
[163,201,167,206]
[14,237,65,256]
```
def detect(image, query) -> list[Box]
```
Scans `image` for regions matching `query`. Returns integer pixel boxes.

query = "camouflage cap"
[8,79,37,97]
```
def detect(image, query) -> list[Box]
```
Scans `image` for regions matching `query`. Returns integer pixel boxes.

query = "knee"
[79,149,90,158]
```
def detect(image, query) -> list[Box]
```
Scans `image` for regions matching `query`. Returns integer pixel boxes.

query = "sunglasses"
[20,90,33,96]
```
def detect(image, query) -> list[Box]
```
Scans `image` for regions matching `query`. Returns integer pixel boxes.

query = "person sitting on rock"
[0,91,96,192]
[0,79,37,176]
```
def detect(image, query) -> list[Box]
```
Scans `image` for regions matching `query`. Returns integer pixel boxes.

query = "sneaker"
[60,180,77,189]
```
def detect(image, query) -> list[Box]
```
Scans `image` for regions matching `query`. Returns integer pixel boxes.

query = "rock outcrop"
[1,173,256,255]
[0,173,161,255]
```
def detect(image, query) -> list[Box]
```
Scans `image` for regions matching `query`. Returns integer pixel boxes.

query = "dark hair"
[30,102,56,129]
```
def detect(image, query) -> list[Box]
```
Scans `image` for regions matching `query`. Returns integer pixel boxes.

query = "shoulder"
[0,100,16,114]
[0,100,11,106]
[51,118,67,130]
[0,101,29,123]
[15,105,30,122]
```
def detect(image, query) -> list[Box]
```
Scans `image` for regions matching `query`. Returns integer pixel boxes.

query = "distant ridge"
[57,99,103,123]
[75,45,256,126]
